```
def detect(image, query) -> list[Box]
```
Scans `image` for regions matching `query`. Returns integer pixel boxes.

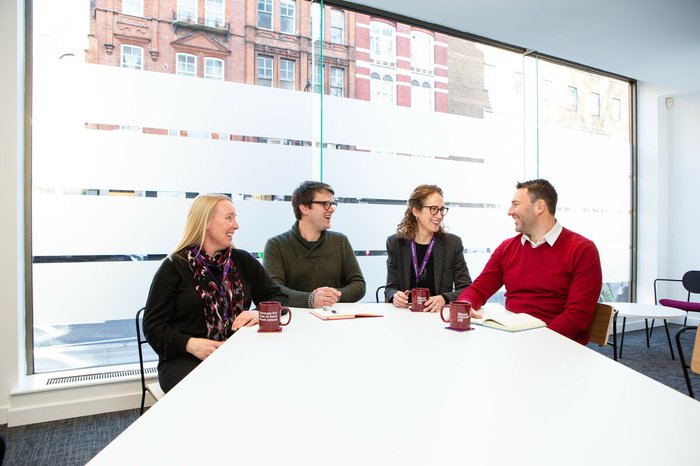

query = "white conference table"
[90,303,700,466]
[612,302,687,359]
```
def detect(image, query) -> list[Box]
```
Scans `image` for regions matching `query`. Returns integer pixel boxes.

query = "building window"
[205,0,225,28]
[177,53,196,77]
[121,45,143,70]
[257,55,273,86]
[205,57,224,80]
[280,0,295,34]
[258,0,273,30]
[177,0,197,22]
[411,80,433,112]
[280,59,295,90]
[330,9,344,44]
[310,2,321,40]
[313,63,323,93]
[122,0,143,16]
[611,98,622,121]
[567,86,578,111]
[541,79,552,104]
[514,72,524,96]
[370,21,396,64]
[371,72,394,104]
[410,31,433,71]
[590,92,601,116]
[330,67,344,97]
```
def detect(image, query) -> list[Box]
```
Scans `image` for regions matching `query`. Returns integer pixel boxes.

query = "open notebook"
[471,303,546,332]
[310,307,383,321]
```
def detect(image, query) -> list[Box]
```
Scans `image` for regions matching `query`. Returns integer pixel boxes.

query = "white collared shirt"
[521,221,562,248]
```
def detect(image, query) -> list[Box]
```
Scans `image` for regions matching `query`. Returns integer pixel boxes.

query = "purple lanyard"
[196,251,232,321]
[410,236,436,283]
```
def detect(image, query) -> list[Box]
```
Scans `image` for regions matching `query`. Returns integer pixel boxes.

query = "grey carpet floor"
[1,324,698,466]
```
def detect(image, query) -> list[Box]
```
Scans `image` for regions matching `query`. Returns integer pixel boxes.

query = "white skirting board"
[6,379,154,427]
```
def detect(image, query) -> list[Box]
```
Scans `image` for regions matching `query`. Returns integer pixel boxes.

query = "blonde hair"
[396,184,445,239]
[173,193,233,254]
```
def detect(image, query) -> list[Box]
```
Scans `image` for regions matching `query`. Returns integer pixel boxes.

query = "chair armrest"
[654,278,683,304]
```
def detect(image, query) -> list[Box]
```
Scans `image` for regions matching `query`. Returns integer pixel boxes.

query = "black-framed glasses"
[310,200,338,210]
[422,205,449,216]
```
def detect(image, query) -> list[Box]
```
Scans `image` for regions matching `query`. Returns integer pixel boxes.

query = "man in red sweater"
[458,179,602,344]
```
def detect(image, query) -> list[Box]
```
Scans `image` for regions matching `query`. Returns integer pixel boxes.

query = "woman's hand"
[392,290,410,308]
[233,310,259,331]
[423,295,446,313]
[185,337,222,361]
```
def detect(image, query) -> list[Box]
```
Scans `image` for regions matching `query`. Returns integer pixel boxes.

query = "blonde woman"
[385,185,472,312]
[144,194,287,392]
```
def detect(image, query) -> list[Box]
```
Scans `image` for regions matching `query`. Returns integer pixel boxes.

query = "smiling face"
[412,192,445,240]
[507,188,539,236]
[301,189,335,234]
[203,200,238,255]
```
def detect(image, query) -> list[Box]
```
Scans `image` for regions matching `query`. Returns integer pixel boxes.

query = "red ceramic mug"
[258,301,292,332]
[440,301,472,330]
[410,288,431,312]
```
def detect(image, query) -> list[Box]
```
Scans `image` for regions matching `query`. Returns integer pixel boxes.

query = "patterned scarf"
[188,246,246,341]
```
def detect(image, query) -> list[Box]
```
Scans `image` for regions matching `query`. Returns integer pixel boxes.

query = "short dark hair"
[292,180,335,220]
[516,179,558,216]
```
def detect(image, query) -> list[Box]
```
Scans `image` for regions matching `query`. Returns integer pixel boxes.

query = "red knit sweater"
[458,228,602,344]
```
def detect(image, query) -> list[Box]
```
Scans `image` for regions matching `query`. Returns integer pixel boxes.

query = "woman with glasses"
[143,193,287,392]
[385,185,472,312]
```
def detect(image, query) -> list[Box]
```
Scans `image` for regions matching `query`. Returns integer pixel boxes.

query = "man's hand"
[423,295,446,313]
[313,286,342,308]
[185,337,222,361]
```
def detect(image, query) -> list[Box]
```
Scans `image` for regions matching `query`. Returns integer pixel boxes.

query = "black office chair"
[675,325,700,398]
[136,307,164,414]
[375,285,386,303]
[0,432,6,466]
[654,270,700,327]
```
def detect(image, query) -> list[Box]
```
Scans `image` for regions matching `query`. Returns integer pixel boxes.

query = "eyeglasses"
[309,200,338,210]
[422,205,449,216]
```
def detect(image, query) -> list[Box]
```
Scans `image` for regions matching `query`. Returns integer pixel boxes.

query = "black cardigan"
[143,249,287,362]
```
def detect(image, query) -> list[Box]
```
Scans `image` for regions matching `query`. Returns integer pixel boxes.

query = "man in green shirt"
[263,181,366,308]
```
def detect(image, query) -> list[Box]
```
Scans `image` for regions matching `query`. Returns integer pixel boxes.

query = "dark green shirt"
[263,223,366,307]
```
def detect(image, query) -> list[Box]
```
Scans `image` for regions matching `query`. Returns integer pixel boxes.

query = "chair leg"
[663,319,675,360]
[140,390,146,415]
[675,328,695,399]
[644,319,651,348]
[612,321,618,361]
[619,317,627,359]
[649,318,655,340]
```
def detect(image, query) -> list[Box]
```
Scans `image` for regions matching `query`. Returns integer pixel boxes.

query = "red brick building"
[87,0,451,112]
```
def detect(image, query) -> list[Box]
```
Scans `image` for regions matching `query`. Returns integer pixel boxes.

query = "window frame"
[257,54,274,86]
[122,0,143,17]
[176,53,197,77]
[121,44,144,70]
[205,0,225,28]
[177,0,198,22]
[330,9,344,44]
[330,66,344,97]
[258,0,273,30]
[280,0,295,34]
[204,57,224,80]
[280,58,295,90]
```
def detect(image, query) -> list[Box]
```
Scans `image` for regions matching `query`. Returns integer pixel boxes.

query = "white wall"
[637,86,700,303]
[0,0,23,424]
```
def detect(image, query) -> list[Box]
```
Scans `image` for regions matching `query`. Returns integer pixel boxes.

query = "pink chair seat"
[659,298,700,312]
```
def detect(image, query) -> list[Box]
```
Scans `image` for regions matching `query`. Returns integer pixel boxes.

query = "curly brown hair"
[396,184,445,239]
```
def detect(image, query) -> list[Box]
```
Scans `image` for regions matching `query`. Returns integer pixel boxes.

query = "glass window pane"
[258,0,272,29]
[206,0,225,28]
[177,53,196,77]
[280,0,295,34]
[122,0,143,16]
[205,57,224,80]
[177,0,197,22]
